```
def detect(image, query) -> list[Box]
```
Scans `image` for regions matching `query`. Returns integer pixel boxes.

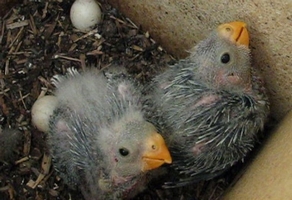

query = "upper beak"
[142,132,172,172]
[217,21,249,47]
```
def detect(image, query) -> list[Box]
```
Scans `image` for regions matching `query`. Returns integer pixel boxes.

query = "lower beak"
[217,21,249,47]
[142,132,172,172]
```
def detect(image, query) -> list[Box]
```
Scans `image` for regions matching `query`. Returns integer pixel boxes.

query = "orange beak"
[217,21,249,47]
[142,132,172,172]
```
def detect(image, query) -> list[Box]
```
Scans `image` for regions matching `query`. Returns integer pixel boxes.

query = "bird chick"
[48,68,172,199]
[145,21,270,187]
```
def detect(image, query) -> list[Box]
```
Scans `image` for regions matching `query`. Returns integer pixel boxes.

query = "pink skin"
[215,69,243,88]
[192,142,206,156]
[191,94,221,109]
[159,80,220,108]
[214,68,253,94]
[112,174,132,185]
[110,154,138,186]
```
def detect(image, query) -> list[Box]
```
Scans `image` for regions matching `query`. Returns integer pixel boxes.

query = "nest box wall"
[108,0,292,121]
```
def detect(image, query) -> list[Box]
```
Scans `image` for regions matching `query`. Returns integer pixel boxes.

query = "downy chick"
[145,21,269,187]
[48,68,172,199]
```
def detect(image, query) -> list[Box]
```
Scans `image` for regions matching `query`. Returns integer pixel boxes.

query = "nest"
[0,0,247,199]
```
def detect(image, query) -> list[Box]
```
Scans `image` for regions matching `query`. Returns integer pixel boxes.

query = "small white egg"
[70,0,102,32]
[31,95,58,133]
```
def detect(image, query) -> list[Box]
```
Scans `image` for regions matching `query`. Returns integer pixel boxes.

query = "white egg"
[70,0,102,32]
[31,95,58,133]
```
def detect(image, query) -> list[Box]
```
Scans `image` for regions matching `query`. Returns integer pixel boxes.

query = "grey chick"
[48,68,172,199]
[145,21,270,187]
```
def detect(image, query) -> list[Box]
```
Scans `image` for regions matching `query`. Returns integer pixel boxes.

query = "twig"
[29,14,38,35]
[8,26,24,48]
[125,17,139,29]
[0,185,10,192]
[42,2,49,19]
[57,31,64,47]
[0,88,10,95]
[6,13,19,24]
[86,49,103,55]
[15,58,27,65]
[53,54,81,62]
[68,43,77,52]
[37,89,48,99]
[23,130,31,156]
[38,76,52,89]
[15,156,29,165]
[6,20,29,29]
[31,154,52,189]
[80,54,86,71]
[9,51,32,55]
[0,20,5,44]
[14,40,23,53]
[18,90,29,110]
[5,58,10,75]
[131,45,144,52]
[110,15,138,29]
[73,29,98,42]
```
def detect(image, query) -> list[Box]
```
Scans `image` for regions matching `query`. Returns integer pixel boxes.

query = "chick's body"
[146,22,270,187]
[48,68,171,199]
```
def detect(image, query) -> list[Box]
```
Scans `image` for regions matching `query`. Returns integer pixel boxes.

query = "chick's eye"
[119,148,129,156]
[221,53,230,64]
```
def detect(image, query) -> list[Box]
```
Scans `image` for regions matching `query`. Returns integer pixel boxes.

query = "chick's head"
[190,21,251,93]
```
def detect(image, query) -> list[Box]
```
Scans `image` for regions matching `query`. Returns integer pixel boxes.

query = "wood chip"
[6,20,29,29]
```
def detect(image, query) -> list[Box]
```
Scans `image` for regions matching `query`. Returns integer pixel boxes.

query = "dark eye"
[221,53,230,64]
[119,148,129,156]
